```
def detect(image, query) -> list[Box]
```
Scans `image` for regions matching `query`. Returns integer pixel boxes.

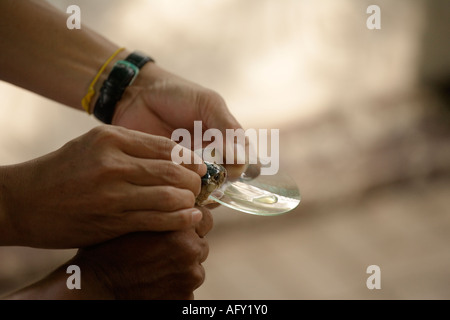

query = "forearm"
[0,0,128,112]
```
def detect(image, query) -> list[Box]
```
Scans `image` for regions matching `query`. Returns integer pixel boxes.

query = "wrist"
[86,48,131,114]
[110,62,167,125]
[91,50,155,124]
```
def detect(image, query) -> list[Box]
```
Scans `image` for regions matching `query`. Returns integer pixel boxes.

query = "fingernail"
[189,208,203,223]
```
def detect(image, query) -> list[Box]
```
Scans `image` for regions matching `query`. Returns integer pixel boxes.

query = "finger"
[199,95,250,179]
[123,185,196,212]
[195,206,214,238]
[204,202,221,210]
[168,142,206,176]
[177,262,206,297]
[201,91,243,134]
[117,129,206,176]
[126,158,202,196]
[116,127,175,159]
[124,207,203,232]
[197,238,209,264]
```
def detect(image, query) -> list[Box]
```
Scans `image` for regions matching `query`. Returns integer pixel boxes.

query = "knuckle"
[95,154,128,178]
[161,161,183,184]
[86,144,129,178]
[197,207,214,236]
[200,89,226,111]
[90,125,126,147]
[93,189,123,213]
[174,232,201,259]
[162,163,201,197]
[161,187,195,211]
[202,242,210,262]
[173,212,191,229]
[183,191,196,208]
[157,187,179,209]
[104,190,126,208]
[185,265,206,290]
[204,89,225,105]
[90,125,114,140]
[176,209,196,229]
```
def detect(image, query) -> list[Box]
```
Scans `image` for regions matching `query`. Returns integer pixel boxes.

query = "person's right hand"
[0,125,206,249]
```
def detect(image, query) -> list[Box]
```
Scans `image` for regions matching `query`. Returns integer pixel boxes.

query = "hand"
[3,206,213,300]
[112,62,242,138]
[0,125,206,249]
[75,206,213,300]
[111,62,247,179]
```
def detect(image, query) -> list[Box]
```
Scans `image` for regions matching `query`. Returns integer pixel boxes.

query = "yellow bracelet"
[81,47,125,114]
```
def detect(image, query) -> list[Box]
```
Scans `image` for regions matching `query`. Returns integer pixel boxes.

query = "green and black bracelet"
[93,51,154,124]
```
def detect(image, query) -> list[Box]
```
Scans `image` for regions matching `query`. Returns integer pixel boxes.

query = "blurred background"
[0,0,449,299]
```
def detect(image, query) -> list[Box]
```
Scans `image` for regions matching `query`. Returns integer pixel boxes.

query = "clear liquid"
[253,195,278,204]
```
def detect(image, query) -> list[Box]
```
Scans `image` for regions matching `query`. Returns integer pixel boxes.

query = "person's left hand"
[112,62,242,138]
[111,61,248,179]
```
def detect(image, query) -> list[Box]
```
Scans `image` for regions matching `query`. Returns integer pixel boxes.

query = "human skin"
[0,0,243,138]
[0,0,244,247]
[0,0,241,299]
[3,206,213,300]
[0,125,206,249]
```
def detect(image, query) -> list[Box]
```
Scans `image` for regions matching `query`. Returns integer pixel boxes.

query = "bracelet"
[93,51,154,124]
[81,47,125,114]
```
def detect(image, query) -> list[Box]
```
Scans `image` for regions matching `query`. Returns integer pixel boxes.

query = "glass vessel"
[206,163,301,216]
